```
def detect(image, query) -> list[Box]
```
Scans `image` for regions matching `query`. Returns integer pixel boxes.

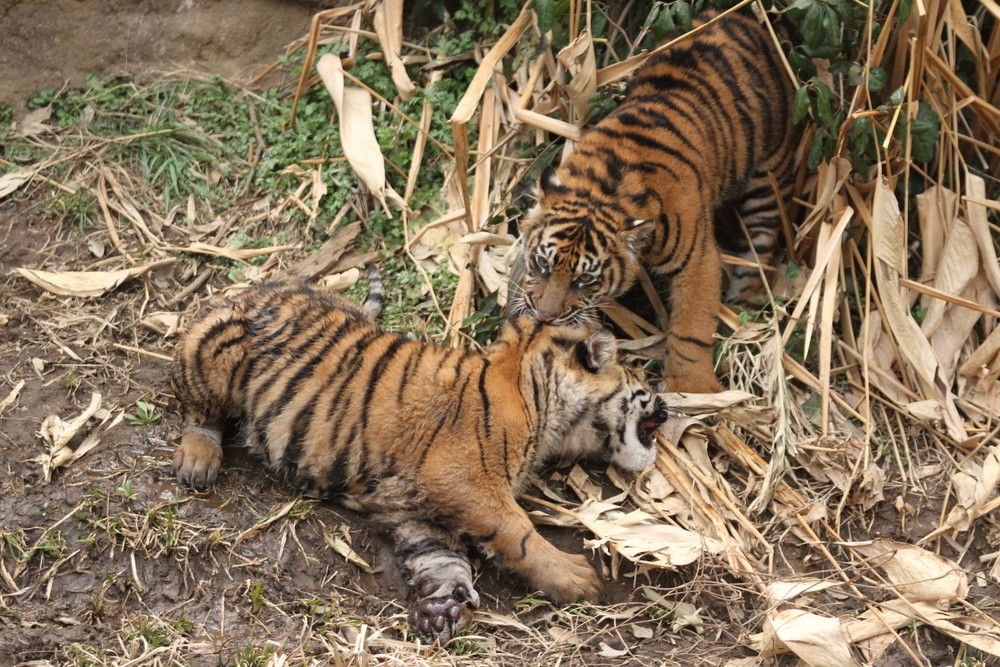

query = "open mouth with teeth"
[637,400,670,448]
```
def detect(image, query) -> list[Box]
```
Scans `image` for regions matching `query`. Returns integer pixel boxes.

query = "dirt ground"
[1,1,997,666]
[0,198,757,665]
[0,4,753,664]
[0,0,319,118]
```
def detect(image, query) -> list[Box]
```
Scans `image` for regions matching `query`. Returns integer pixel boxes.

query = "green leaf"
[807,127,830,170]
[821,5,841,48]
[899,0,913,21]
[650,4,676,40]
[889,85,905,106]
[792,86,811,124]
[785,259,802,280]
[909,102,939,162]
[672,2,692,32]
[787,47,817,79]
[801,5,825,49]
[810,78,833,126]
[867,66,887,93]
[536,0,554,35]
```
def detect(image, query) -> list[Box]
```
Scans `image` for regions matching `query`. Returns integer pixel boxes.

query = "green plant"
[248,578,266,615]
[126,400,161,425]
[234,645,277,667]
[116,479,136,501]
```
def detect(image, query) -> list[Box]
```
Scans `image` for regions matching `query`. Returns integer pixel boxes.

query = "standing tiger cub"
[170,275,668,643]
[514,10,798,393]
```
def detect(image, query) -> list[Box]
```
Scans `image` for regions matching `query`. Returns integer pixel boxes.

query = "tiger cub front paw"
[174,427,222,490]
[534,551,602,604]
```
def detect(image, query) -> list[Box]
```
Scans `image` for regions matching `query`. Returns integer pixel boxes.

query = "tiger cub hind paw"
[409,579,478,644]
[174,427,223,490]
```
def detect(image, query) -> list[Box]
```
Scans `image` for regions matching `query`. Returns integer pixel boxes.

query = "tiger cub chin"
[170,275,668,643]
[513,10,798,394]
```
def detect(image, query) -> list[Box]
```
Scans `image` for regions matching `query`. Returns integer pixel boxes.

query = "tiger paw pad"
[409,581,476,644]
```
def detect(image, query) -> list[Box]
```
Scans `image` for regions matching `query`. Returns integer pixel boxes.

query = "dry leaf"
[596,642,629,658]
[182,241,294,264]
[33,393,121,483]
[884,599,1000,658]
[371,0,416,101]
[661,390,757,411]
[764,578,839,602]
[0,170,35,199]
[871,179,938,392]
[319,268,361,292]
[850,539,969,602]
[577,499,723,568]
[941,445,1000,533]
[322,524,374,573]
[557,29,597,127]
[0,380,25,417]
[762,609,858,666]
[920,214,979,337]
[548,626,584,645]
[14,259,175,297]
[15,105,53,137]
[459,231,515,246]
[316,53,405,214]
[141,312,181,337]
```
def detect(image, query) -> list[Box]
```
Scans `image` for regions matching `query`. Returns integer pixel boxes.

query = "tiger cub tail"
[363,264,386,319]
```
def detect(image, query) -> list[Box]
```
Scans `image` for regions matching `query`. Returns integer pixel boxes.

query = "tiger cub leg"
[724,173,786,307]
[459,493,601,604]
[392,520,479,643]
[174,409,224,490]
[661,231,725,394]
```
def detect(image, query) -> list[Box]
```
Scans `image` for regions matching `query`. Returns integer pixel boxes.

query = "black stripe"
[670,333,713,349]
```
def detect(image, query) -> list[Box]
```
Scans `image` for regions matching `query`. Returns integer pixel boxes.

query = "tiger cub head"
[512,166,656,326]
[523,322,669,472]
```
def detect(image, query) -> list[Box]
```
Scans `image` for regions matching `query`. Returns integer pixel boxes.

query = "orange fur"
[513,11,798,393]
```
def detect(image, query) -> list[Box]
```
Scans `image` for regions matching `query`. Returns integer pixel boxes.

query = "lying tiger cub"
[170,270,668,643]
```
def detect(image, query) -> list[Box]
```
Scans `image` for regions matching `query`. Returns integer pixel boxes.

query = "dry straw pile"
[2,0,999,662]
[275,0,1000,661]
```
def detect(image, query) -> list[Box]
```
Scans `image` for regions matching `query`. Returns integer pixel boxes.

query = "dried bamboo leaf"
[921,214,980,337]
[0,170,34,199]
[371,0,416,101]
[316,53,405,214]
[871,180,938,394]
[556,29,597,126]
[764,578,840,602]
[322,524,374,573]
[0,380,25,418]
[140,312,181,337]
[915,185,957,282]
[319,268,361,292]
[762,609,859,666]
[851,539,969,602]
[886,599,1000,658]
[965,172,1000,296]
[940,445,1000,533]
[14,259,175,298]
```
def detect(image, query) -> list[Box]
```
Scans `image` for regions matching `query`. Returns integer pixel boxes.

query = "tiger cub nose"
[537,311,557,323]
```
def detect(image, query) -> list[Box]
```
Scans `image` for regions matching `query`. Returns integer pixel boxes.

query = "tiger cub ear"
[576,329,617,373]
[539,166,568,197]
[622,218,655,252]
